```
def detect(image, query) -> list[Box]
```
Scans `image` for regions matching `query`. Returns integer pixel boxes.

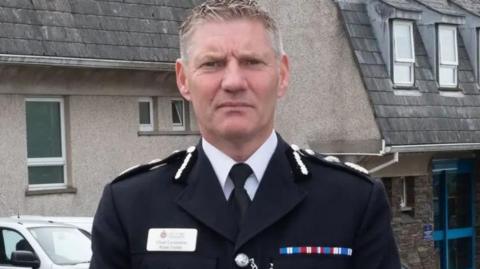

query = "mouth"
[217,102,253,109]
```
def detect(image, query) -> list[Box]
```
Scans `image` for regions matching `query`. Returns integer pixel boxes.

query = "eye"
[243,58,263,66]
[201,60,224,68]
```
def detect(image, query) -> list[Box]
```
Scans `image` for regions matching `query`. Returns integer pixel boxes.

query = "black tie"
[229,163,253,225]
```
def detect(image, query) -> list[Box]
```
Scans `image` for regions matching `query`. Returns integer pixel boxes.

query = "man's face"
[176,19,289,143]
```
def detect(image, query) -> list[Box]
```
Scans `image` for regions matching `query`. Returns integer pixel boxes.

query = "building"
[1,0,480,268]
[0,0,202,216]
[337,0,480,268]
[0,0,376,218]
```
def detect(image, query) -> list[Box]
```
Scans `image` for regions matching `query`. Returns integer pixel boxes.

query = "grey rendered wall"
[0,95,28,216]
[259,0,381,152]
[0,66,199,217]
[67,95,199,215]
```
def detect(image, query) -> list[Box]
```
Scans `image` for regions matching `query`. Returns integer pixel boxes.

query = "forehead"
[187,19,274,56]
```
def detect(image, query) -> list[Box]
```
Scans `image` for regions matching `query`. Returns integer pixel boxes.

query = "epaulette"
[112,146,197,184]
[286,145,371,183]
[285,144,311,181]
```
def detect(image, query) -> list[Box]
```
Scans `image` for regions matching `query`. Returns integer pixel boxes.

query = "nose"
[221,60,246,93]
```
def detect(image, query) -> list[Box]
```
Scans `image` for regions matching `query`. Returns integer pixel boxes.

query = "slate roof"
[451,0,480,16]
[414,0,464,15]
[382,0,423,12]
[338,2,480,146]
[0,0,198,62]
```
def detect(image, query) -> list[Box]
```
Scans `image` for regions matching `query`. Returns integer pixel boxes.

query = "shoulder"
[287,144,372,184]
[111,146,198,185]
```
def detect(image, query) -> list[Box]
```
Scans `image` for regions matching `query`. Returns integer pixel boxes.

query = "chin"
[219,124,255,140]
[223,128,252,139]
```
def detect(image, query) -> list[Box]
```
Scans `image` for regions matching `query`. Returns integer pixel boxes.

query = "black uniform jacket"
[90,137,401,269]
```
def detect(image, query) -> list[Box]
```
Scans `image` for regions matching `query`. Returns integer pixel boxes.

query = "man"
[90,0,401,268]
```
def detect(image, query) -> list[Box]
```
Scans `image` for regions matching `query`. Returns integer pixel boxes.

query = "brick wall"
[383,176,438,269]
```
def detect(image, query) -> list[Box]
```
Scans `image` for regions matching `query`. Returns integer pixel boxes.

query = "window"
[438,25,458,88]
[1,229,34,264]
[399,177,414,212]
[392,20,415,86]
[138,97,154,132]
[30,227,91,265]
[137,98,190,133]
[171,99,185,131]
[25,98,67,189]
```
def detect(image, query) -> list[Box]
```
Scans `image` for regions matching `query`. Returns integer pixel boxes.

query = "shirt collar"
[202,130,278,188]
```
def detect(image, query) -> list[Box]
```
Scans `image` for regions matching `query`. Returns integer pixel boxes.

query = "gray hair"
[179,0,284,60]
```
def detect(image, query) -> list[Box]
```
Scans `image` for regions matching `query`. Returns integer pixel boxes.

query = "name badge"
[146,228,198,252]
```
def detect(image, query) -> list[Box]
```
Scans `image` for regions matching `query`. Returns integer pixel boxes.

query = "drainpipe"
[366,140,400,174]
[323,140,401,174]
[368,152,399,174]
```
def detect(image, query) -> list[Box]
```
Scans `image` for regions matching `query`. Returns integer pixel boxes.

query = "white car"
[9,216,93,235]
[0,217,91,269]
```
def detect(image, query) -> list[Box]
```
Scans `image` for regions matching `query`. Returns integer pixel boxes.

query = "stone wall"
[383,176,438,269]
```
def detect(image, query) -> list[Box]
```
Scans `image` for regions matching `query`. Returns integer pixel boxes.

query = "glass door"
[433,159,475,269]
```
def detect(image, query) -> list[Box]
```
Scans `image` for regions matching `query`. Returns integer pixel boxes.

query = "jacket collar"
[175,136,307,246]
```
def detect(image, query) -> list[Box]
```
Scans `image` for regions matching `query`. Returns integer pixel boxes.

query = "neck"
[203,129,274,162]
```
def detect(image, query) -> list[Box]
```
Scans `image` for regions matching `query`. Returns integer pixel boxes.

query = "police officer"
[90,1,401,268]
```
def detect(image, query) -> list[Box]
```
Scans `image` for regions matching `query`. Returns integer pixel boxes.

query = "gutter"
[0,54,175,71]
[385,142,480,153]
[326,140,480,174]
[365,142,480,174]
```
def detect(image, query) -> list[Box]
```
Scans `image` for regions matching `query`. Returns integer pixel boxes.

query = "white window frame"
[25,98,67,190]
[138,97,154,132]
[478,28,480,84]
[171,99,186,131]
[399,177,414,211]
[438,24,458,88]
[399,177,408,209]
[392,20,415,87]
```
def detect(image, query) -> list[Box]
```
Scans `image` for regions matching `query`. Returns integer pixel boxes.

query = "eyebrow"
[196,50,269,62]
[236,51,267,59]
[197,53,225,62]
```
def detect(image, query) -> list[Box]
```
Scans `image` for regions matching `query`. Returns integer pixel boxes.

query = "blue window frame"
[433,159,475,269]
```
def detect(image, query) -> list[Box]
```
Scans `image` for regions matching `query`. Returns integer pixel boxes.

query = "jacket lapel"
[235,138,307,251]
[175,145,237,243]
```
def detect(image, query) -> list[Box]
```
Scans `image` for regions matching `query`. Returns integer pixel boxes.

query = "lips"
[217,101,253,109]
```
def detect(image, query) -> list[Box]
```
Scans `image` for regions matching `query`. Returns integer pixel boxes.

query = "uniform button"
[234,253,250,267]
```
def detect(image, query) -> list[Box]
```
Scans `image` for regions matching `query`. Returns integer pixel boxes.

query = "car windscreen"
[29,226,91,265]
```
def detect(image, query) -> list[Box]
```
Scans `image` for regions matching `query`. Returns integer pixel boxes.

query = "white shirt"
[202,131,278,201]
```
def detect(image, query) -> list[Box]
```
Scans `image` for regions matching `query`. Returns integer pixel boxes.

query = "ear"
[277,54,290,98]
[176,59,191,101]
